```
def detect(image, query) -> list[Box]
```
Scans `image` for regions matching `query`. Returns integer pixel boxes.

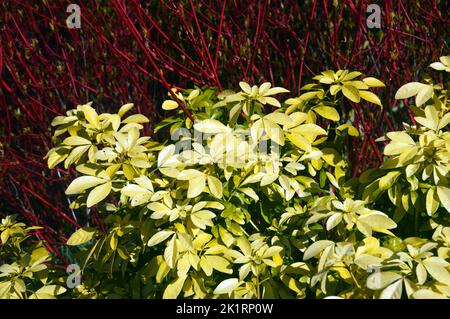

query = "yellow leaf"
[205,255,232,274]
[158,145,177,168]
[162,275,187,299]
[303,240,334,260]
[118,103,134,117]
[367,271,402,290]
[437,186,450,213]
[359,90,382,106]
[423,259,450,285]
[193,119,228,134]
[67,228,95,246]
[207,175,223,198]
[65,176,106,195]
[86,182,112,207]
[81,104,99,128]
[395,82,427,100]
[416,85,433,106]
[63,136,91,146]
[264,112,296,126]
[426,188,439,216]
[286,132,312,151]
[122,114,149,124]
[313,106,340,121]
[162,100,179,110]
[342,85,360,103]
[358,212,397,230]
[414,289,446,299]
[239,81,252,94]
[164,237,178,269]
[188,175,206,198]
[362,77,385,87]
[213,278,240,295]
[265,86,290,96]
[148,231,175,247]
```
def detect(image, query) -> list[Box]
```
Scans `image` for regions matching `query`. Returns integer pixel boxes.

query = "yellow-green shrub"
[42,56,450,299]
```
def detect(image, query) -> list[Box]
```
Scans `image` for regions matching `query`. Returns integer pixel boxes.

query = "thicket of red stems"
[0,0,448,263]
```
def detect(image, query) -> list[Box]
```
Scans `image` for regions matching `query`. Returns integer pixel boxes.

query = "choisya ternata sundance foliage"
[43,58,450,299]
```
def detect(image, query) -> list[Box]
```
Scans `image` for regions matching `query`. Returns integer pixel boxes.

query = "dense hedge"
[1,56,449,298]
[0,1,448,294]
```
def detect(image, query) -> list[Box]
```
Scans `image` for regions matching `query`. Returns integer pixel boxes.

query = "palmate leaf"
[43,63,450,300]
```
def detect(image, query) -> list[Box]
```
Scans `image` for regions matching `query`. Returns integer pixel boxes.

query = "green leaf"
[229,103,242,125]
[67,227,96,246]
